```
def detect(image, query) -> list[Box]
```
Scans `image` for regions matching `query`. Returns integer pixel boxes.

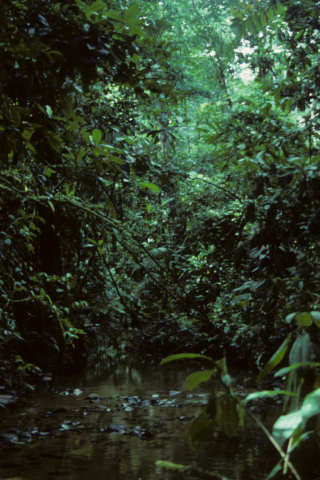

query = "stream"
[0,361,280,480]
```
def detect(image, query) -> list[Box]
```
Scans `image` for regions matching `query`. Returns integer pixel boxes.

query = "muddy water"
[0,362,279,480]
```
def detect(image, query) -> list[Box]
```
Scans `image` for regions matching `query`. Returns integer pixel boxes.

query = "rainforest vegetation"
[2,0,320,478]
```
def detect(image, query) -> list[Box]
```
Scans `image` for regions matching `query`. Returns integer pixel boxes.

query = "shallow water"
[0,362,279,480]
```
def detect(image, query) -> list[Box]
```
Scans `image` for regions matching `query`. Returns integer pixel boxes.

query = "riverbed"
[0,361,279,480]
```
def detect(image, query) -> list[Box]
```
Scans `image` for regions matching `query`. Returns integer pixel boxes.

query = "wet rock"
[42,375,52,385]
[151,394,160,399]
[128,396,140,406]
[73,388,83,396]
[60,422,72,430]
[86,393,100,402]
[53,407,68,414]
[168,390,181,396]
[141,399,151,406]
[140,429,153,438]
[0,432,18,443]
[0,394,17,407]
[186,394,194,399]
[128,395,139,401]
[159,398,177,407]
[96,405,111,412]
[106,424,126,433]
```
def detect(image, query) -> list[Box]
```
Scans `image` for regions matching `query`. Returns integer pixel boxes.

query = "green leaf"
[124,136,136,145]
[215,357,228,375]
[92,129,102,144]
[128,24,145,37]
[90,1,106,14]
[46,105,53,117]
[301,388,320,422]
[275,362,320,377]
[37,104,47,115]
[221,373,233,387]
[272,411,303,447]
[105,10,121,21]
[87,238,97,246]
[21,129,34,141]
[257,332,294,382]
[76,148,86,163]
[285,312,297,324]
[109,156,123,165]
[242,390,298,404]
[139,182,161,194]
[230,293,251,305]
[124,3,140,22]
[48,201,55,213]
[185,369,215,390]
[295,312,312,327]
[310,311,320,328]
[160,353,213,365]
[217,393,239,437]
[294,29,305,40]
[186,409,215,452]
[265,462,282,480]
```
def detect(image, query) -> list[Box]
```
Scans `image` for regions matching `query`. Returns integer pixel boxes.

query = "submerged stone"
[0,394,17,407]
[86,393,100,401]
[106,424,126,433]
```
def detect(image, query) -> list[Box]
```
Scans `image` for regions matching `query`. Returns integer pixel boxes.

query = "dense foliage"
[1,0,320,379]
[2,0,320,478]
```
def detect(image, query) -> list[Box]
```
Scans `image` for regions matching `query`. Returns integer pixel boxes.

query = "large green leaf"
[160,353,213,365]
[186,409,215,452]
[301,388,320,422]
[311,311,320,328]
[272,411,303,447]
[258,332,294,382]
[128,24,145,37]
[217,393,239,437]
[92,129,102,144]
[295,312,313,327]
[275,362,320,377]
[185,369,216,390]
[285,312,297,324]
[242,390,298,404]
[139,182,161,194]
[265,462,282,480]
[124,3,140,23]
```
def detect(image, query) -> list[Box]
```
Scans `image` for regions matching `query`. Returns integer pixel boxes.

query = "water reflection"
[0,362,278,480]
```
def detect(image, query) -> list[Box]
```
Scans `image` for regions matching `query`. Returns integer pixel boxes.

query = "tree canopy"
[1,0,320,394]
